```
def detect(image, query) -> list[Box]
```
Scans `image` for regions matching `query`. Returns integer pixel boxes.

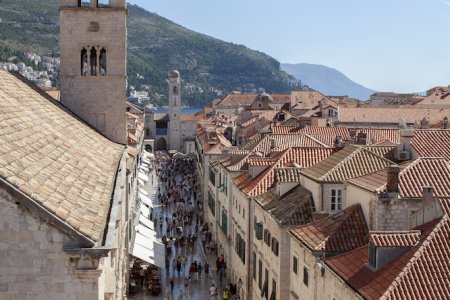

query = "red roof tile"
[325,218,448,300]
[290,204,368,252]
[411,129,450,161]
[369,231,421,247]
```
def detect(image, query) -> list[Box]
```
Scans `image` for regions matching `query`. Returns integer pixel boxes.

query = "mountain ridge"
[0,0,301,107]
[281,63,375,100]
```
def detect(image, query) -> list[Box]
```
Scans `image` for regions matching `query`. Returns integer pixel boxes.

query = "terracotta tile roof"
[338,107,450,125]
[325,217,449,300]
[275,168,303,183]
[290,204,368,252]
[369,231,421,247]
[271,125,303,134]
[181,114,203,121]
[255,185,315,226]
[291,91,331,109]
[270,134,330,151]
[438,197,450,215]
[348,158,450,198]
[352,128,400,144]
[411,129,450,161]
[0,70,124,242]
[302,145,395,182]
[233,147,335,196]
[45,90,60,101]
[399,158,450,198]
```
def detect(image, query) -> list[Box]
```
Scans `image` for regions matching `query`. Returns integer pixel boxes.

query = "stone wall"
[0,188,98,300]
[60,8,127,144]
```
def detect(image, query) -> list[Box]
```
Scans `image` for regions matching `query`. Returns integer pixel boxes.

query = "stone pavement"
[128,161,232,300]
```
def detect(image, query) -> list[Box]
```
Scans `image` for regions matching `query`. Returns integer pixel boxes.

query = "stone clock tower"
[168,70,181,150]
[59,0,127,144]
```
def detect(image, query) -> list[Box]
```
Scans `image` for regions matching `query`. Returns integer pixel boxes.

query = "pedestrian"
[176,259,182,277]
[216,257,221,275]
[139,267,145,286]
[197,262,203,278]
[223,287,230,300]
[204,262,209,275]
[184,277,189,289]
[209,283,218,300]
[169,277,175,291]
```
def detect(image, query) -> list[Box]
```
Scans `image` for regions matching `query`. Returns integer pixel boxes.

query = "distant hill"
[0,0,301,107]
[281,63,375,100]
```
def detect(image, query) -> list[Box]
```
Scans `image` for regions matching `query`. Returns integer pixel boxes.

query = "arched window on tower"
[81,47,88,76]
[90,47,97,76]
[173,86,178,96]
[99,48,107,75]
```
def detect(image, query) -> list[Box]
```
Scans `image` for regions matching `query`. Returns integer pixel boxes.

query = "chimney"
[422,186,434,202]
[333,136,344,148]
[386,165,400,194]
[270,138,276,149]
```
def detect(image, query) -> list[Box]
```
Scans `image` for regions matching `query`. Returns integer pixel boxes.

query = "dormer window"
[368,242,377,269]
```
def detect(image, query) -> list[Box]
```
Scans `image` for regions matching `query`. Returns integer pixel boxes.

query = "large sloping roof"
[290,204,368,253]
[301,145,394,182]
[255,185,315,226]
[411,129,450,161]
[325,215,449,300]
[348,158,450,198]
[0,70,124,242]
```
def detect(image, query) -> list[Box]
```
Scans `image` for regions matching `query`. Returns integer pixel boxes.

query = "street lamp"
[237,278,243,300]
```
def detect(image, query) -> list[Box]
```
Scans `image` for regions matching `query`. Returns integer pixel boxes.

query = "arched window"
[173,86,178,96]
[90,47,97,76]
[81,47,88,76]
[99,48,107,75]
[78,0,82,7]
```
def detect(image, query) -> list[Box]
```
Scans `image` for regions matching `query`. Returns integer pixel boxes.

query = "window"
[303,267,309,287]
[235,233,246,264]
[221,210,228,236]
[209,167,216,185]
[258,259,263,290]
[252,251,257,280]
[208,192,215,216]
[263,229,271,247]
[99,47,106,75]
[145,128,150,136]
[243,208,245,218]
[255,223,263,240]
[271,237,279,256]
[331,189,342,211]
[270,279,276,300]
[90,47,97,76]
[81,47,88,76]
[293,256,298,274]
[173,86,178,95]
[262,269,269,299]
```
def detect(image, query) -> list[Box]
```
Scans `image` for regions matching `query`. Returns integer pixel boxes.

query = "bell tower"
[59,0,127,144]
[168,70,181,151]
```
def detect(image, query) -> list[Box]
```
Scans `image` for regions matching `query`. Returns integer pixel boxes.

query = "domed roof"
[255,93,274,103]
[169,70,180,79]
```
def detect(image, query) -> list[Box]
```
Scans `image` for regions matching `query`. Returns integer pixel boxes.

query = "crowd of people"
[153,151,239,299]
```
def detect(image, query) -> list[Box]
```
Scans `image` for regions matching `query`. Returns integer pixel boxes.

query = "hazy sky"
[129,0,450,92]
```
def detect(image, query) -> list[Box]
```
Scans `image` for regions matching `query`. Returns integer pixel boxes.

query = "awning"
[138,179,146,187]
[138,214,154,230]
[139,193,154,208]
[138,172,149,182]
[139,187,148,196]
[140,202,151,218]
[142,157,152,164]
[132,232,165,269]
[139,165,149,173]
[143,150,155,158]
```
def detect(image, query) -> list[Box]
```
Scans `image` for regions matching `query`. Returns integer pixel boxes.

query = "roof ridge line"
[304,133,330,148]
[319,145,360,180]
[247,148,291,195]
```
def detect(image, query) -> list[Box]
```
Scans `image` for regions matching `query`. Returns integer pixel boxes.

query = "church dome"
[255,93,274,103]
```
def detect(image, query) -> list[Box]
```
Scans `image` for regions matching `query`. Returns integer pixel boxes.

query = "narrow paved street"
[129,153,232,300]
